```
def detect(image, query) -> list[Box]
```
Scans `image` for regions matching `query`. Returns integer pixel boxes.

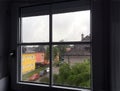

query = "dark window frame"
[16,1,92,91]
[10,0,110,91]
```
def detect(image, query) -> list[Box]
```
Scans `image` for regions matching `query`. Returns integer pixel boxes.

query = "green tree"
[57,44,68,61]
[53,59,91,88]
[45,47,49,60]
[53,46,59,60]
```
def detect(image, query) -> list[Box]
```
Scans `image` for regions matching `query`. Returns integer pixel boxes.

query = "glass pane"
[21,45,50,84]
[53,10,90,42]
[21,15,49,43]
[52,44,91,88]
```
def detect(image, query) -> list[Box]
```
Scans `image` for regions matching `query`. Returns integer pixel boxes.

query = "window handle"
[9,50,16,57]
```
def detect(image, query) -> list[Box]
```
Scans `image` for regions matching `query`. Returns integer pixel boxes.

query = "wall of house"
[111,0,120,91]
[22,53,36,74]
[0,0,11,91]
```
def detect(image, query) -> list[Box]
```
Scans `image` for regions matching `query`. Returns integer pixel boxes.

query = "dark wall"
[111,0,120,91]
[0,1,10,79]
[0,0,11,91]
[92,0,110,90]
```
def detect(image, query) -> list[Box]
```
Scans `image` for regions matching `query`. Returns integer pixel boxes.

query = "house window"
[17,1,91,91]
[52,11,91,89]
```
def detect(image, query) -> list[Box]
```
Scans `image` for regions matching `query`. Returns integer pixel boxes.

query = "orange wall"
[35,53,45,63]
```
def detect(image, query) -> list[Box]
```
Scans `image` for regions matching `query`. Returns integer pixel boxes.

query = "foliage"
[45,47,49,60]
[53,59,91,88]
[53,45,69,61]
[53,46,59,60]
[53,61,61,67]
[40,77,49,83]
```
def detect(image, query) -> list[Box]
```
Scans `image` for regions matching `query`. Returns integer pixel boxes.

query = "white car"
[46,67,50,73]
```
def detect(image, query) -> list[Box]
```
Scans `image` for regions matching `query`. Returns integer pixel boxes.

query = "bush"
[53,59,91,88]
[53,61,61,67]
[39,77,49,83]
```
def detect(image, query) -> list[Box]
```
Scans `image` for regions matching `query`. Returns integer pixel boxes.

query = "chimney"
[81,33,84,41]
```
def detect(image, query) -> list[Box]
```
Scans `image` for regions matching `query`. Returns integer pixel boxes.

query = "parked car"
[46,67,49,73]
[39,70,47,77]
[29,73,39,81]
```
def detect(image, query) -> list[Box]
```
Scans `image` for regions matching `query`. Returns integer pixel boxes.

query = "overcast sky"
[22,10,90,42]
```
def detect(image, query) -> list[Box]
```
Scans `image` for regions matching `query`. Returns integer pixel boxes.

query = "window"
[21,45,50,84]
[52,11,91,89]
[21,15,49,42]
[17,1,91,91]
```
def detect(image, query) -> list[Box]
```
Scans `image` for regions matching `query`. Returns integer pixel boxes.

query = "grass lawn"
[22,67,46,81]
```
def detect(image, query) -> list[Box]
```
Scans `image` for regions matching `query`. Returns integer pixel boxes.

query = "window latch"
[9,50,16,57]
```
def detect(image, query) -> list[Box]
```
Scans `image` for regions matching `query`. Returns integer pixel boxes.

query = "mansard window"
[17,2,91,91]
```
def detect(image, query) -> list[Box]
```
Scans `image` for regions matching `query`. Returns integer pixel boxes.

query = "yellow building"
[21,53,36,75]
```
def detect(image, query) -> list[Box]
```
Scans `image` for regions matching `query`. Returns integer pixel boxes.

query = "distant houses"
[64,34,90,56]
[22,53,36,74]
[21,46,49,75]
[21,34,90,74]
[61,34,91,64]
